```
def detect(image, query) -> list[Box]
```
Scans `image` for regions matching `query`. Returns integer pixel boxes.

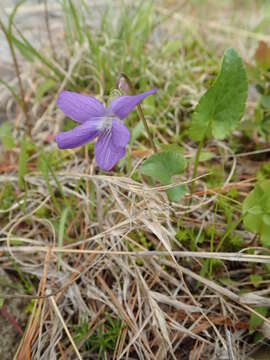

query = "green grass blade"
[43,155,67,205]
[38,152,61,213]
[7,0,26,41]
[0,79,22,107]
[12,31,64,80]
[11,36,34,62]
[18,137,29,189]
[68,0,83,45]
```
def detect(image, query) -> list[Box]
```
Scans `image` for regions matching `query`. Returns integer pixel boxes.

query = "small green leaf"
[0,122,15,150]
[140,148,186,184]
[249,306,268,333]
[140,147,186,202]
[190,48,248,141]
[250,274,263,288]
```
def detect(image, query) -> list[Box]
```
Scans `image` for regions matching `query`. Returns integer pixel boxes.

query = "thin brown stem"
[120,73,158,153]
[0,18,31,137]
[44,0,57,60]
[1,305,24,336]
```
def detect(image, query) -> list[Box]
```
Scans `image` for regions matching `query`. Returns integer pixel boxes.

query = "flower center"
[99,116,113,132]
[98,112,121,133]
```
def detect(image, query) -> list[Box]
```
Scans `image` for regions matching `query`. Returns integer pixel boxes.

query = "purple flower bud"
[116,75,129,95]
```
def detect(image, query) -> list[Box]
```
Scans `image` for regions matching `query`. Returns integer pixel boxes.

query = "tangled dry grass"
[1,1,270,359]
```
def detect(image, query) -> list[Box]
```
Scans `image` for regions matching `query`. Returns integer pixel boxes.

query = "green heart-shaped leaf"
[189,48,248,141]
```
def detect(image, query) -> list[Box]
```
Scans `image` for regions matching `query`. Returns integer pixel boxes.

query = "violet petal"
[94,121,130,171]
[57,91,105,123]
[111,120,130,148]
[56,120,100,149]
[108,88,156,120]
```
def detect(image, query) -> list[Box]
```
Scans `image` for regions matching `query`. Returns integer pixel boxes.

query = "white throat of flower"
[98,116,113,132]
[98,112,122,135]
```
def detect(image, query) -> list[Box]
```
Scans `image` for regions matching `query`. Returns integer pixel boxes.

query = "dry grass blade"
[50,296,82,360]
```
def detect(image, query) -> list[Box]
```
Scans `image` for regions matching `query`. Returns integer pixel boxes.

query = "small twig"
[0,18,31,137]
[120,73,158,153]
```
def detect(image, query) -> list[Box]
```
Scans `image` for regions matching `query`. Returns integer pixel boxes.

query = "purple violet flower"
[56,88,156,171]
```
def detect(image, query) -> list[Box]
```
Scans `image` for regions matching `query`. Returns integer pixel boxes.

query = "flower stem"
[120,73,157,153]
[0,18,31,137]
[189,135,205,201]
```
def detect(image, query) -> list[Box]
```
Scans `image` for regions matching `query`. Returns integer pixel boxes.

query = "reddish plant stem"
[1,304,24,336]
